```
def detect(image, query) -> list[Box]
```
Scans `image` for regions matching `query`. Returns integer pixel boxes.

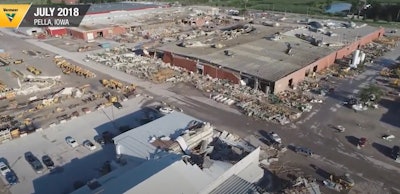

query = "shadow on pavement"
[379,98,400,128]
[315,167,331,179]
[33,107,164,194]
[32,145,117,194]
[372,142,392,158]
[94,107,162,142]
[345,136,359,146]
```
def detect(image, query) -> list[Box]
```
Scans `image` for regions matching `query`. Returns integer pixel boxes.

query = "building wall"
[47,28,67,36]
[274,28,384,94]
[68,26,126,40]
[162,53,240,84]
[203,64,240,84]
[162,52,197,72]
[68,29,85,40]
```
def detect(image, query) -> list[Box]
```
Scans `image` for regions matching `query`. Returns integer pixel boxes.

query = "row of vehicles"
[25,133,115,174]
[8,132,115,186]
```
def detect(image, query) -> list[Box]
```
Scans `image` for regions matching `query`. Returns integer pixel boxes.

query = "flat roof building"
[157,21,384,94]
[72,112,264,194]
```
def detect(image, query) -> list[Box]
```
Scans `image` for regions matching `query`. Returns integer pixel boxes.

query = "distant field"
[211,0,400,14]
[169,0,400,15]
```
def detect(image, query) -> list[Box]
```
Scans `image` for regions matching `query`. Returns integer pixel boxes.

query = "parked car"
[268,132,282,144]
[158,107,174,114]
[41,155,55,169]
[83,140,96,151]
[0,162,11,176]
[66,136,79,148]
[113,102,123,109]
[392,146,400,163]
[5,172,18,185]
[24,152,44,174]
[358,137,367,147]
[295,146,314,157]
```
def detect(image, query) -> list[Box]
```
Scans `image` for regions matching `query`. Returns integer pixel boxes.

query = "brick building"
[157,24,385,94]
[68,25,126,41]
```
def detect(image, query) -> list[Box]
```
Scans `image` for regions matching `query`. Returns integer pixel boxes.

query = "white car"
[83,140,96,151]
[268,132,282,144]
[66,136,79,148]
[0,162,11,176]
[159,107,174,114]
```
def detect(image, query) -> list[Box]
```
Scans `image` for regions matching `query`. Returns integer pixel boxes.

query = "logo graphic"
[5,13,15,22]
[0,4,31,28]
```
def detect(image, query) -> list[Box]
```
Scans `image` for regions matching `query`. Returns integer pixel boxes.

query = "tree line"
[363,3,400,22]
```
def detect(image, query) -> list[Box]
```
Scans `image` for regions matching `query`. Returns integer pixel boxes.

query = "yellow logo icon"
[0,4,31,28]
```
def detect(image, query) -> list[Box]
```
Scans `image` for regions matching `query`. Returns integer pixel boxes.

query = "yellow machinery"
[24,118,32,126]
[380,68,391,77]
[329,173,355,190]
[62,69,71,74]
[0,81,6,93]
[101,79,123,90]
[107,96,118,103]
[27,66,41,75]
[110,79,123,89]
[123,83,136,95]
[13,59,23,64]
[55,58,95,78]
[390,79,400,87]
[101,79,109,87]
[5,92,15,100]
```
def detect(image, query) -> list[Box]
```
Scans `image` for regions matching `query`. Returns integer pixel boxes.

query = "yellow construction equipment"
[329,173,355,190]
[0,81,6,93]
[101,79,123,89]
[390,78,400,87]
[123,83,136,95]
[24,118,32,126]
[27,66,41,75]
[13,59,23,64]
[107,96,118,103]
[62,69,71,74]
[5,92,15,100]
[54,58,95,78]
[380,68,391,77]
[110,79,123,89]
[77,45,91,52]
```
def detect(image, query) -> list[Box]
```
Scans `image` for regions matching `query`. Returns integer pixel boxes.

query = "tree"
[358,84,383,103]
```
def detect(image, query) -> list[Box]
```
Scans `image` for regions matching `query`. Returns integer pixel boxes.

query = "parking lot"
[0,95,158,194]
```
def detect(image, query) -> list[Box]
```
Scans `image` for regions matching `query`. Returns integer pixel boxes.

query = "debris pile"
[16,75,61,95]
[87,46,303,125]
